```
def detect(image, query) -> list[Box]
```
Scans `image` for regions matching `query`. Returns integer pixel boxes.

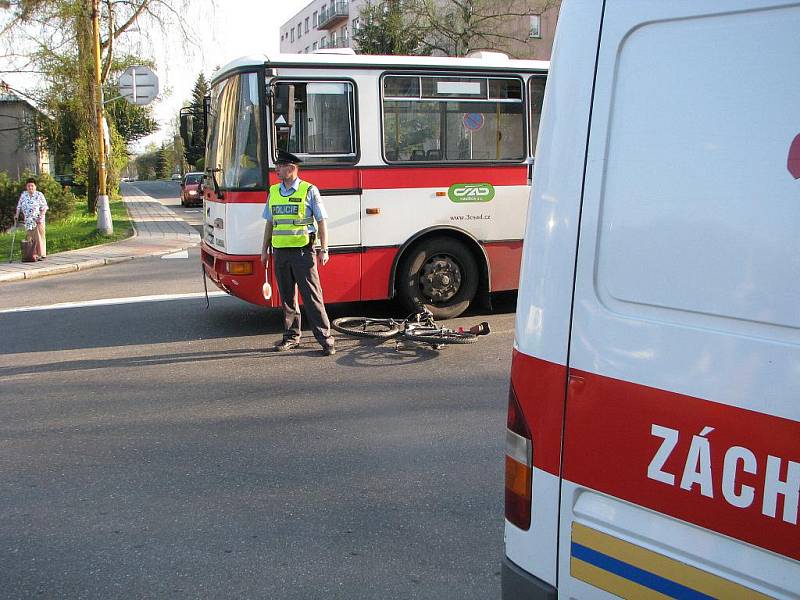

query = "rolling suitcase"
[21,239,37,262]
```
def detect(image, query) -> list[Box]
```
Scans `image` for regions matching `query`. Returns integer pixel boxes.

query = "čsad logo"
[448,183,495,202]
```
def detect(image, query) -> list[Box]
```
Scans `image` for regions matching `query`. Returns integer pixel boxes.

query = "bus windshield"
[206,72,263,190]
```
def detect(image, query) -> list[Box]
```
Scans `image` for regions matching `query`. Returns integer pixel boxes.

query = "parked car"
[170,173,182,181]
[180,172,204,207]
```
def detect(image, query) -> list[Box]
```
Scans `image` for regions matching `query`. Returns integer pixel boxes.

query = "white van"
[503,1,800,598]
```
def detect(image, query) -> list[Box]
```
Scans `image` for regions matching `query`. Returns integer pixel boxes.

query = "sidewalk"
[0,191,201,283]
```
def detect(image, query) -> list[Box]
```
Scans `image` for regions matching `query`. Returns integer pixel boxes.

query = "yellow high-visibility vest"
[268,181,313,248]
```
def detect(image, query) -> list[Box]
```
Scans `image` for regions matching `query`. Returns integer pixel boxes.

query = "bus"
[197,51,547,319]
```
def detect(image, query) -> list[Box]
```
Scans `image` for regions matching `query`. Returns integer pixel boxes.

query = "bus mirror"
[272,84,295,130]
[180,113,193,148]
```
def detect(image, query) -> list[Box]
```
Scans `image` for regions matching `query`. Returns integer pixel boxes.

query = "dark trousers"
[274,245,333,347]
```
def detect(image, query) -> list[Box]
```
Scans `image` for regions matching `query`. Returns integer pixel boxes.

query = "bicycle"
[332,307,490,348]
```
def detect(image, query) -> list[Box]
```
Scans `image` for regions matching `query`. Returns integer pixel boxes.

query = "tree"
[156,144,171,179]
[353,0,427,55]
[407,0,558,58]
[183,72,208,168]
[0,0,195,212]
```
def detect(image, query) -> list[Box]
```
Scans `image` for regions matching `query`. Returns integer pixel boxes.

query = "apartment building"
[279,0,367,55]
[279,1,559,60]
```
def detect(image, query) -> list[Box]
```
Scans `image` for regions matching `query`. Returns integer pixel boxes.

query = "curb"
[0,255,142,282]
[0,192,201,284]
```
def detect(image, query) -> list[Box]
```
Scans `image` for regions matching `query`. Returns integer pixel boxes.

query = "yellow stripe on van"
[571,523,770,599]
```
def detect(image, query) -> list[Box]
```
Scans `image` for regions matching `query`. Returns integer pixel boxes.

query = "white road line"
[0,291,229,314]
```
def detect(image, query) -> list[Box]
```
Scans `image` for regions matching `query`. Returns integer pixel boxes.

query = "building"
[279,0,363,55]
[279,1,559,60]
[0,82,51,178]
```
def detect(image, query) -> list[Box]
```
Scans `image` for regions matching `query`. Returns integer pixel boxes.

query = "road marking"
[162,250,189,259]
[0,291,229,314]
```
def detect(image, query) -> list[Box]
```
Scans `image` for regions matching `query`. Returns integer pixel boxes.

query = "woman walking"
[15,177,48,260]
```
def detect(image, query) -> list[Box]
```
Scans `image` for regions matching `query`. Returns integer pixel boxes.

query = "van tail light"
[505,383,532,530]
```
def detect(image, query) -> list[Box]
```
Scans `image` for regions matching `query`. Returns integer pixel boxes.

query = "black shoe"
[274,339,300,352]
[322,344,336,356]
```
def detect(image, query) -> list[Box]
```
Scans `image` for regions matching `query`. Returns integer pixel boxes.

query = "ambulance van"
[503,1,800,598]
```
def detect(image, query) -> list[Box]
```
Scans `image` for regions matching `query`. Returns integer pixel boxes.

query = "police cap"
[275,149,302,166]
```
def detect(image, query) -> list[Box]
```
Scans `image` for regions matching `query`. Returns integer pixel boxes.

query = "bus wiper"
[206,167,224,199]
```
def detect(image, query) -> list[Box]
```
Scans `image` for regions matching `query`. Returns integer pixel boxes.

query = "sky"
[134,0,311,151]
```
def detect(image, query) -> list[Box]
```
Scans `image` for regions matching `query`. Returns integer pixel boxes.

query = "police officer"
[261,149,335,355]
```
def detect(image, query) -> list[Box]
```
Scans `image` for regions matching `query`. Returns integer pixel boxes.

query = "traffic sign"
[463,112,485,131]
[118,65,159,106]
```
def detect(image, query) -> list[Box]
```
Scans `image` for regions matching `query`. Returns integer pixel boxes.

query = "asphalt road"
[127,180,205,229]
[0,187,519,599]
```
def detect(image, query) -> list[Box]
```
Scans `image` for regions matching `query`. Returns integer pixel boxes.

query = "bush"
[0,171,77,231]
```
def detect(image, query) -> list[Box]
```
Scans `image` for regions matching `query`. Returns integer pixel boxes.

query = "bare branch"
[101,0,114,83]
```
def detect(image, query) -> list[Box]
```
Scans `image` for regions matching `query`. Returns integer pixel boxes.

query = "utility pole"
[92,0,113,234]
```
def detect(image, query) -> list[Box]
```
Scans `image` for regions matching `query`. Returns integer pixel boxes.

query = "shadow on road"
[1,292,516,356]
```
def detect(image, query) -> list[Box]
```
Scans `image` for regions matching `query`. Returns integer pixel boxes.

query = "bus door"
[270,79,362,303]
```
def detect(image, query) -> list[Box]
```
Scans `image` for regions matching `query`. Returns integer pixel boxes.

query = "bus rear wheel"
[397,238,479,320]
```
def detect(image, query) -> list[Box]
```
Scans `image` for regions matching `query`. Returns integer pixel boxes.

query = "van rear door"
[560,1,800,598]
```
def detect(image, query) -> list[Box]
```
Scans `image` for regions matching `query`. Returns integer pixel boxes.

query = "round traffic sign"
[462,112,485,131]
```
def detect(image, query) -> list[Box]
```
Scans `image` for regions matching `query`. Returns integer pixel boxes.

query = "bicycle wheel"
[402,326,479,345]
[332,317,401,339]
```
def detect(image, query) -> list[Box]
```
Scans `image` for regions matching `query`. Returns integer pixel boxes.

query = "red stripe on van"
[562,368,800,561]
[213,166,529,202]
[509,350,568,477]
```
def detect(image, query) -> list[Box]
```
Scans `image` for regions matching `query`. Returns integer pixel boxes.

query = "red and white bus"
[199,51,547,318]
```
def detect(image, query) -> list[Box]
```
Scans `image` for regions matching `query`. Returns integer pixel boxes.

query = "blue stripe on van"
[571,542,714,600]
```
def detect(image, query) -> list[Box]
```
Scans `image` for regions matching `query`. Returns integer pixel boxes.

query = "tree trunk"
[87,158,98,213]
[77,3,102,214]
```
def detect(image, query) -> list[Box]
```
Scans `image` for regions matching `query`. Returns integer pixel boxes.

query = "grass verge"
[0,198,133,263]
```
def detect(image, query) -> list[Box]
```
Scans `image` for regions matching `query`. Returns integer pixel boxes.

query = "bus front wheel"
[397,238,479,320]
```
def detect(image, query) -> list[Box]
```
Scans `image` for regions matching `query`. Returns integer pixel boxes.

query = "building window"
[297,22,302,38]
[313,11,318,26]
[305,46,310,53]
[313,41,318,51]
[342,25,348,43]
[305,17,310,33]
[320,35,326,48]
[529,14,541,39]
[352,16,359,31]
[291,28,295,42]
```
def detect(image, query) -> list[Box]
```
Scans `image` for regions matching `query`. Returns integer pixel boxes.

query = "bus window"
[382,74,526,163]
[206,72,263,190]
[528,76,546,158]
[272,81,357,164]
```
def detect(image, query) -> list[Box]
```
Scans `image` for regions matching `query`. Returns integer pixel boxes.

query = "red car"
[180,172,204,207]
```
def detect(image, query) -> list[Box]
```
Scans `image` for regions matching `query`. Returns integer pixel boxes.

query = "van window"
[272,81,357,165]
[382,74,526,163]
[528,76,546,157]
